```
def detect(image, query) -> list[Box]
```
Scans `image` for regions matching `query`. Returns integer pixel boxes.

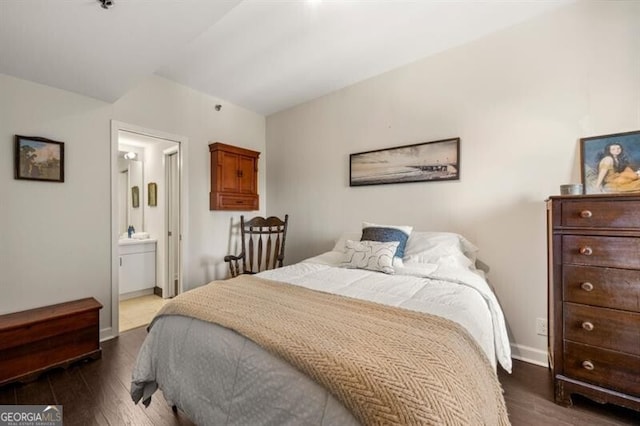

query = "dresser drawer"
[214,193,258,211]
[562,235,640,269]
[564,341,640,397]
[561,200,640,228]
[563,265,640,312]
[564,303,640,355]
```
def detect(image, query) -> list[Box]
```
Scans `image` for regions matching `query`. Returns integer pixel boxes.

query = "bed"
[131,226,512,425]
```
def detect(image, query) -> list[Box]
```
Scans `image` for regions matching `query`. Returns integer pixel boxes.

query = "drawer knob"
[581,282,594,292]
[580,210,593,218]
[579,246,593,256]
[582,360,595,371]
[581,321,594,331]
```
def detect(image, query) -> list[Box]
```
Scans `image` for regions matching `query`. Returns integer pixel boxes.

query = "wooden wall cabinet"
[209,142,259,211]
[547,194,640,413]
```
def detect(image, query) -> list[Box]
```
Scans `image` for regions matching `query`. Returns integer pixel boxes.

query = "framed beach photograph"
[580,130,640,194]
[350,138,460,187]
[14,135,65,182]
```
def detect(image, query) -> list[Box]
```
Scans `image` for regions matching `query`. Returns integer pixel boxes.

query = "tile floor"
[119,294,168,332]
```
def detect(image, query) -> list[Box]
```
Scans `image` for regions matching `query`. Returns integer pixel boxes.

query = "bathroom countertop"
[118,238,157,246]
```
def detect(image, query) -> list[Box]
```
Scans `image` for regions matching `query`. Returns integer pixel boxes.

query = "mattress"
[262,251,511,372]
[131,250,512,425]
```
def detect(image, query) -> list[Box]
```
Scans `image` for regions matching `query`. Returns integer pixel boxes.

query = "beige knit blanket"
[152,275,510,426]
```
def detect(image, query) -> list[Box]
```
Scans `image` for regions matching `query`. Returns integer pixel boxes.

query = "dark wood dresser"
[0,298,102,387]
[547,194,640,412]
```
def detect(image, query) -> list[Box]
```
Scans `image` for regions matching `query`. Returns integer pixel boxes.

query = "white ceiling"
[0,0,571,116]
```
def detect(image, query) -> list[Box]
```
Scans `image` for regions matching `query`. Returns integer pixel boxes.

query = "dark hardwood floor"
[0,327,638,425]
[498,360,638,425]
[0,326,194,426]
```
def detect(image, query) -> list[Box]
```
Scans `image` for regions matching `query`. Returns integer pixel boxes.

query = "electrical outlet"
[536,318,548,336]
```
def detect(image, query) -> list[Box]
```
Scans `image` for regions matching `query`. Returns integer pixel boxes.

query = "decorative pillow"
[361,222,413,259]
[333,231,406,268]
[341,240,399,274]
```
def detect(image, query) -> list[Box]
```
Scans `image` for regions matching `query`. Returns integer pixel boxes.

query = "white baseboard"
[100,327,116,342]
[119,288,154,301]
[510,343,549,368]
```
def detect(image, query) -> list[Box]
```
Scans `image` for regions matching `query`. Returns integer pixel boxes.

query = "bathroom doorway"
[110,121,188,337]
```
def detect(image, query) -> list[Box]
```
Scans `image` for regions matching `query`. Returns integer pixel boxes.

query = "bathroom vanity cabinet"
[119,239,157,296]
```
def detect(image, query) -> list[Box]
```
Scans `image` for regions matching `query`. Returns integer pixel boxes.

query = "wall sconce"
[124,152,137,160]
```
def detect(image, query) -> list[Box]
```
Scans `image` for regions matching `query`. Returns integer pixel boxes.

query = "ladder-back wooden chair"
[224,215,289,278]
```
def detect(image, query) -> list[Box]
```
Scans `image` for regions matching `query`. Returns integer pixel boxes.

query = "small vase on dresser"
[547,194,640,412]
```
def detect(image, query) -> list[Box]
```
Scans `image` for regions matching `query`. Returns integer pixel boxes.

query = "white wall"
[0,74,265,339]
[265,1,640,366]
[112,77,267,288]
[0,76,112,328]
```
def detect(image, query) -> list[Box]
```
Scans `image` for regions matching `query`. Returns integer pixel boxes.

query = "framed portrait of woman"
[580,130,640,194]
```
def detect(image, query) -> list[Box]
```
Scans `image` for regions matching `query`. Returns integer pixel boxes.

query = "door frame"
[164,147,182,298]
[109,120,188,339]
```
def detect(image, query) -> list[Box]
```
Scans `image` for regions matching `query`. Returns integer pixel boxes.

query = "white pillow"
[332,231,362,252]
[404,232,478,264]
[341,240,399,274]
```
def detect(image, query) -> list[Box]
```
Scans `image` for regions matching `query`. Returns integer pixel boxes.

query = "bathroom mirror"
[118,151,144,236]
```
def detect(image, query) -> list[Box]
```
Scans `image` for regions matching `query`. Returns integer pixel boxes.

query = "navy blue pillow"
[361,227,410,259]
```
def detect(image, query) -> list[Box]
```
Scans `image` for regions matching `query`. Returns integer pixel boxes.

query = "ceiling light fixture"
[98,0,114,9]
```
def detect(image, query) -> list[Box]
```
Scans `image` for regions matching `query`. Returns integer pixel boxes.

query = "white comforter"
[259,251,512,373]
[132,250,512,425]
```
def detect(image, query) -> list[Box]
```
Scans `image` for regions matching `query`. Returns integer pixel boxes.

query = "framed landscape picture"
[148,182,157,206]
[350,138,459,187]
[14,135,65,182]
[132,186,140,208]
[580,130,640,194]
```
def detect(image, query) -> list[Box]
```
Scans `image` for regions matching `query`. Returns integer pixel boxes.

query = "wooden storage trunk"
[0,297,102,386]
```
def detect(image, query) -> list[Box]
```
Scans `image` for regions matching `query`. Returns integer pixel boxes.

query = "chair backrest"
[230,215,288,277]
